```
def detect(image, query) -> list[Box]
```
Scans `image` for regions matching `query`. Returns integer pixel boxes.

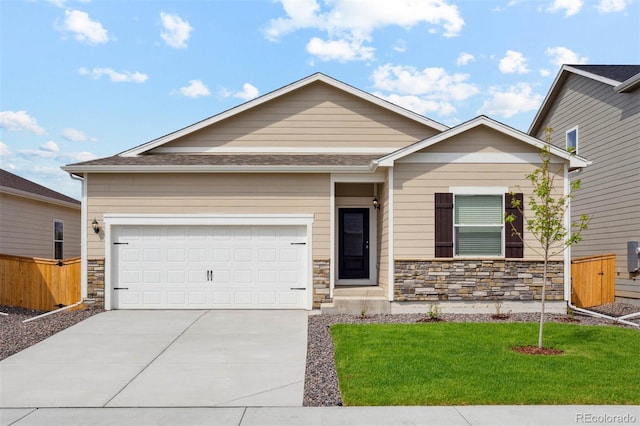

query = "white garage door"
[111,225,308,309]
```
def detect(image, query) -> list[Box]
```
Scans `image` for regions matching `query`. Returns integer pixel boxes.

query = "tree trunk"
[538,256,548,348]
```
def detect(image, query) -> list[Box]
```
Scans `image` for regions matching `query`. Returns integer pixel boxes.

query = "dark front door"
[339,208,370,280]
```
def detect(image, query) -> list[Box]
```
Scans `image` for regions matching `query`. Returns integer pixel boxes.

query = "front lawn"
[330,322,640,405]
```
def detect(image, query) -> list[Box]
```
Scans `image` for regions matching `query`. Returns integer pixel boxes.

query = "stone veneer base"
[395,259,564,302]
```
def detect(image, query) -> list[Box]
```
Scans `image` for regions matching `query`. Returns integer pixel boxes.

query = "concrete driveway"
[0,310,308,408]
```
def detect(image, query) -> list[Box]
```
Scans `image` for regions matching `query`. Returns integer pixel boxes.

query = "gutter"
[566,301,640,328]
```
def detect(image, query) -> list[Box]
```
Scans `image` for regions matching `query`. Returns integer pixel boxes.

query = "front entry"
[338,208,370,280]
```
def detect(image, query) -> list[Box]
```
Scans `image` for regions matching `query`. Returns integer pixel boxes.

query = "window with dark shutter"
[505,193,524,258]
[434,193,453,257]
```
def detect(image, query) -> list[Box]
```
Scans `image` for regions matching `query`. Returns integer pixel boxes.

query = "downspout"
[22,300,85,323]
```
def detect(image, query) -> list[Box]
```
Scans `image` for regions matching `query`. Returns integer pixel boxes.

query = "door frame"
[103,214,314,310]
[334,203,377,286]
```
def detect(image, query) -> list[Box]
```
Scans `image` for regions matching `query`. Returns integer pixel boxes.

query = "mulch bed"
[512,345,564,355]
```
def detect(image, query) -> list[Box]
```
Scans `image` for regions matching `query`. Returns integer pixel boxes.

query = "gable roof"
[119,73,449,157]
[0,169,80,208]
[529,64,640,134]
[376,115,590,170]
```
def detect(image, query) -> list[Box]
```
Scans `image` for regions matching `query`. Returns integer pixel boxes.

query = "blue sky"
[1,0,638,199]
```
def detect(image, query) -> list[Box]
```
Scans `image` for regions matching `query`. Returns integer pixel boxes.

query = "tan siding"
[0,193,81,258]
[393,163,562,260]
[87,173,330,259]
[157,82,439,151]
[424,126,540,154]
[534,73,640,298]
[377,179,389,294]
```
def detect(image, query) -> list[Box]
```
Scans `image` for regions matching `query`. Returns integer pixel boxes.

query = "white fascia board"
[0,186,81,210]
[120,73,448,157]
[529,65,623,135]
[377,116,583,167]
[62,164,376,174]
[616,73,640,93]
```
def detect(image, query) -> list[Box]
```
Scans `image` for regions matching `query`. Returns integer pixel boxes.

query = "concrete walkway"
[2,405,639,426]
[0,310,307,408]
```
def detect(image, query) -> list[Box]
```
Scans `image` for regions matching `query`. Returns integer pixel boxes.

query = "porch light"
[92,218,100,234]
[372,196,380,210]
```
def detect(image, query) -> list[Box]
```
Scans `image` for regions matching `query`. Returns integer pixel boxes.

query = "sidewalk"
[3,405,639,426]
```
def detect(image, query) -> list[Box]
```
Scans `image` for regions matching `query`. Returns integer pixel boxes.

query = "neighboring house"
[0,169,81,259]
[529,65,640,306]
[63,73,587,312]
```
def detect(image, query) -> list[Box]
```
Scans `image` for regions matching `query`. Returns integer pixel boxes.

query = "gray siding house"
[529,65,640,306]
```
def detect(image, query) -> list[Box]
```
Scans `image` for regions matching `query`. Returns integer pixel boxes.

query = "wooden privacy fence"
[0,254,81,311]
[571,253,615,308]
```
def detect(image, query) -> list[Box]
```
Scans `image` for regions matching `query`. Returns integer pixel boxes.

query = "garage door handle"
[114,287,129,290]
[290,242,306,245]
[290,287,306,290]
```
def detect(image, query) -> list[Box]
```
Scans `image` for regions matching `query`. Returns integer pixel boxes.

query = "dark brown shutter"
[505,193,524,258]
[434,193,454,258]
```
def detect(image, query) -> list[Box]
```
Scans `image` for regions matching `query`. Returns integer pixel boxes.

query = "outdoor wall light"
[372,196,380,210]
[92,218,100,234]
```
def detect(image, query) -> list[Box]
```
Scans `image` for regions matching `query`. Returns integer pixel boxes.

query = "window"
[454,194,503,256]
[566,127,578,154]
[434,191,523,259]
[54,220,63,260]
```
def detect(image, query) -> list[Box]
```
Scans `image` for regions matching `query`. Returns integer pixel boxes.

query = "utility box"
[628,241,640,272]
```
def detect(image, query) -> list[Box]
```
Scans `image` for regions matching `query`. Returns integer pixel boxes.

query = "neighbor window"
[54,220,63,260]
[454,194,503,257]
[566,127,578,154]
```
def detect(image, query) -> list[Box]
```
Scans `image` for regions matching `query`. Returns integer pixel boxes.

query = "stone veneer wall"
[87,258,105,308]
[313,259,331,308]
[395,259,564,302]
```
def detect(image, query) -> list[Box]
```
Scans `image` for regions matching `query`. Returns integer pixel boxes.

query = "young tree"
[506,128,589,349]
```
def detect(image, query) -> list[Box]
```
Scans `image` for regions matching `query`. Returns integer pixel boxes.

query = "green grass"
[330,322,640,406]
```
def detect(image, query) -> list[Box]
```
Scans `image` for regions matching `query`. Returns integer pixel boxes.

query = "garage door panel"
[112,224,307,309]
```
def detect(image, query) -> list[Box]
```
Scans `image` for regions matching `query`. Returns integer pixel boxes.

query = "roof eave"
[616,73,640,93]
[0,186,81,209]
[61,164,375,174]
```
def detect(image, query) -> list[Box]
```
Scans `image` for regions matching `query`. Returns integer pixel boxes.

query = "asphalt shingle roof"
[0,169,80,205]
[67,154,380,168]
[570,65,640,83]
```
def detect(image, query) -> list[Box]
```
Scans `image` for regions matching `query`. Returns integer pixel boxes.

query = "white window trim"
[53,219,64,259]
[450,187,507,258]
[566,126,578,154]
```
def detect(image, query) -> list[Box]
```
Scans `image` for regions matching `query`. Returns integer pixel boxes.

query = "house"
[63,73,587,312]
[529,65,640,306]
[0,169,81,259]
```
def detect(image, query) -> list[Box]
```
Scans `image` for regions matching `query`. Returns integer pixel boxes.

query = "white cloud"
[539,68,552,77]
[63,128,93,142]
[60,151,97,163]
[477,83,543,118]
[179,80,210,98]
[220,83,260,102]
[265,0,464,62]
[456,52,475,66]
[392,39,407,53]
[546,0,584,16]
[597,0,630,13]
[306,36,375,62]
[41,141,60,153]
[546,46,588,67]
[0,111,46,135]
[0,141,10,157]
[160,12,193,48]
[499,50,530,74]
[59,9,109,45]
[79,67,148,83]
[371,64,479,116]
